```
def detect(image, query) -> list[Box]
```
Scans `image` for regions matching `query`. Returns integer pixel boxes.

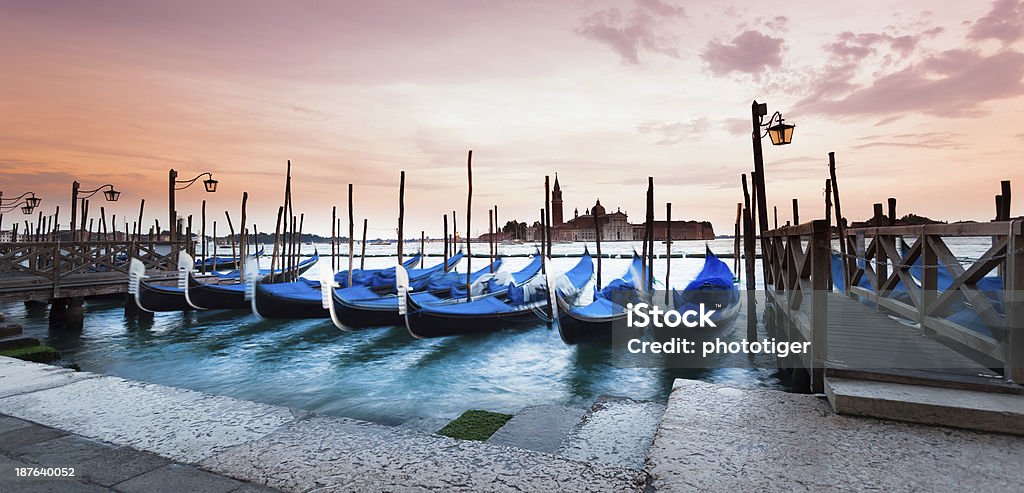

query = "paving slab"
[486,404,587,454]
[73,446,172,487]
[113,463,245,493]
[201,415,647,493]
[556,396,664,469]
[0,423,67,454]
[0,361,296,463]
[826,377,1024,435]
[14,434,114,465]
[0,414,33,434]
[0,356,99,398]
[397,416,451,434]
[646,379,1024,492]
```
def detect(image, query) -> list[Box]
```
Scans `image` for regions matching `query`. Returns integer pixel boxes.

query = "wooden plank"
[1007,220,1024,383]
[849,221,1021,237]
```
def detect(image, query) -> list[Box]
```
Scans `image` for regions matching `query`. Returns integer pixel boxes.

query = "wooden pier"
[0,240,182,303]
[761,219,1023,394]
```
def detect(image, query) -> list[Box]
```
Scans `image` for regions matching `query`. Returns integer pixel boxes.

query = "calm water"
[9,236,990,425]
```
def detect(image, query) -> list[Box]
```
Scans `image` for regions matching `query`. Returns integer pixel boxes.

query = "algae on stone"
[438,410,512,441]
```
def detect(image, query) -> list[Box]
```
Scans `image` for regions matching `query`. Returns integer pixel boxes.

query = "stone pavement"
[647,379,1024,492]
[0,357,646,492]
[0,414,280,492]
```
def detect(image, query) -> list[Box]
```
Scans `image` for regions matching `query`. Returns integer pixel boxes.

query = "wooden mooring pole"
[360,218,368,270]
[348,184,355,288]
[398,172,406,264]
[465,152,473,300]
[665,202,672,305]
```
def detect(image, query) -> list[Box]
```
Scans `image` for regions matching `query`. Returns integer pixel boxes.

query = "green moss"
[437,410,513,441]
[0,345,61,363]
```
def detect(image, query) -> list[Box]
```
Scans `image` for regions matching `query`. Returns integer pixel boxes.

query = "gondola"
[252,253,451,320]
[194,246,264,271]
[402,251,593,338]
[556,252,646,344]
[667,247,741,333]
[128,254,196,313]
[185,251,319,310]
[328,257,506,330]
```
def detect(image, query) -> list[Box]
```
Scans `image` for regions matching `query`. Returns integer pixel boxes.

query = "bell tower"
[552,173,564,225]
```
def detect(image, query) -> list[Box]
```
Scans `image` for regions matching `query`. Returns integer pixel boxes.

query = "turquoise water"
[4,239,785,425]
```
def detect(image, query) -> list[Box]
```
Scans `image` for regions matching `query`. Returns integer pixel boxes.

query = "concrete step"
[555,396,665,470]
[0,336,39,351]
[825,377,1024,435]
[486,405,587,454]
[397,416,451,434]
[0,322,23,338]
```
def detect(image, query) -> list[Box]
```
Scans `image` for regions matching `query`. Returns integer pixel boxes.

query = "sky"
[2,0,1023,238]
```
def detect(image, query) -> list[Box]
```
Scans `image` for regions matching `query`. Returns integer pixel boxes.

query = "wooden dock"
[761,219,1023,393]
[0,240,183,303]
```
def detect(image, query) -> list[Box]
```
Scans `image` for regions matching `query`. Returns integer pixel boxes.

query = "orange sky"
[2,0,1023,237]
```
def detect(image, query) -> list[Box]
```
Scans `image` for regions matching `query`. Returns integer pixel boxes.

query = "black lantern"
[21,205,33,215]
[203,178,218,193]
[103,188,121,201]
[767,120,795,146]
[25,196,42,208]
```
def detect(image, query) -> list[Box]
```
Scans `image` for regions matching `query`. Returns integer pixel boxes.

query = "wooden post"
[741,175,755,289]
[828,152,849,292]
[887,197,897,226]
[750,102,771,290]
[1005,220,1023,383]
[224,211,236,272]
[791,198,799,225]
[593,207,602,288]
[809,220,830,393]
[452,210,457,253]
[348,184,355,288]
[773,205,778,229]
[734,203,742,276]
[646,177,655,293]
[494,205,499,244]
[1001,180,1011,220]
[360,218,368,270]
[271,206,283,275]
[488,209,494,273]
[398,172,406,263]
[544,176,552,258]
[465,151,473,300]
[331,205,337,272]
[421,230,426,263]
[873,203,886,299]
[539,209,546,274]
[240,192,248,279]
[443,214,449,267]
[200,200,207,273]
[296,213,304,281]
[665,202,672,305]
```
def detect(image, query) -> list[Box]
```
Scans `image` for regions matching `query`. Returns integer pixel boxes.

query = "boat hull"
[252,283,327,319]
[137,280,191,312]
[404,303,544,338]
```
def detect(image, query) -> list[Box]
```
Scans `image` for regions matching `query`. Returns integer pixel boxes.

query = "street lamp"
[0,191,42,215]
[169,169,217,242]
[750,100,796,288]
[71,182,121,241]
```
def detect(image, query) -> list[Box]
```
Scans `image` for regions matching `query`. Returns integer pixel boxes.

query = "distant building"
[0,230,13,242]
[547,177,715,241]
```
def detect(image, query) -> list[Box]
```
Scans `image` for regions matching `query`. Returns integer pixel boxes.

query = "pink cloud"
[800,49,1024,117]
[968,0,1024,44]
[576,0,685,65]
[700,30,784,80]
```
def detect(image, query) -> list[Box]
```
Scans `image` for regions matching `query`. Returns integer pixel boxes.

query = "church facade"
[546,175,715,242]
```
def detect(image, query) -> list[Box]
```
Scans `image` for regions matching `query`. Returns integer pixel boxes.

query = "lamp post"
[70,182,120,241]
[0,191,42,215]
[169,169,217,243]
[750,100,795,288]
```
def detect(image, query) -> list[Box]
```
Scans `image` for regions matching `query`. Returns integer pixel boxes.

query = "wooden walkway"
[818,293,1010,385]
[761,219,1023,393]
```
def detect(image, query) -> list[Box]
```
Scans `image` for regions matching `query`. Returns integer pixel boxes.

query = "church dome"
[591,199,606,217]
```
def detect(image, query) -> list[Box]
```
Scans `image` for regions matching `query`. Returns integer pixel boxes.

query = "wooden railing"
[842,220,1024,382]
[762,219,831,391]
[0,240,187,296]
